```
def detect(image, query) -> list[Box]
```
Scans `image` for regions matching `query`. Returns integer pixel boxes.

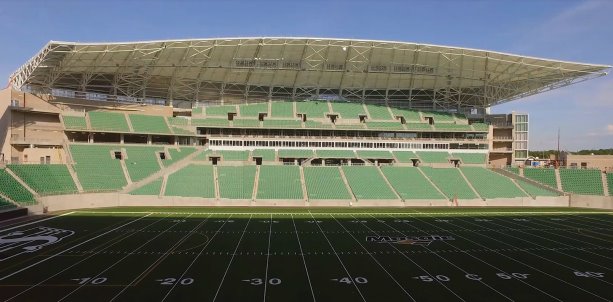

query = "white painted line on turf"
[263,213,273,302]
[330,214,417,301]
[161,215,232,302]
[0,212,75,233]
[290,214,316,302]
[307,211,367,302]
[0,212,151,281]
[212,215,252,302]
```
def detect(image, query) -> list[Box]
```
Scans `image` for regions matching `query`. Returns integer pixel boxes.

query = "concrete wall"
[569,195,613,210]
[34,194,571,213]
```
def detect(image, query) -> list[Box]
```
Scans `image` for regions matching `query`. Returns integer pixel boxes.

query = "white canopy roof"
[10,37,609,108]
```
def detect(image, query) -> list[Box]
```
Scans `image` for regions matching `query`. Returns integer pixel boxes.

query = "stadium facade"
[0,38,611,212]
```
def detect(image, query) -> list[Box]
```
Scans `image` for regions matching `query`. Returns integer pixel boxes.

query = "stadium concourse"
[0,37,611,301]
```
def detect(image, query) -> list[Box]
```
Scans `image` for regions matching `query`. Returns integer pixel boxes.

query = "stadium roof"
[10,37,610,108]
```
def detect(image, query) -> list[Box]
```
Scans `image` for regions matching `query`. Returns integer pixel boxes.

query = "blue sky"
[0,0,611,151]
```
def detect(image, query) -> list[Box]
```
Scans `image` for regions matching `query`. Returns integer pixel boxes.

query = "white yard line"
[263,214,273,302]
[73,210,613,216]
[307,211,366,302]
[5,214,170,302]
[407,213,611,301]
[212,214,252,302]
[57,214,193,302]
[0,212,75,233]
[290,214,316,302]
[161,215,232,302]
[381,213,563,301]
[330,214,416,302]
[0,212,151,282]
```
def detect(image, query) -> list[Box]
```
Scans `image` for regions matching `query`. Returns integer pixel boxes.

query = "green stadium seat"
[472,123,489,132]
[559,169,604,195]
[167,117,189,126]
[365,104,394,120]
[434,123,473,131]
[233,119,261,128]
[193,150,212,161]
[165,165,215,198]
[420,167,476,199]
[523,168,557,188]
[304,167,352,200]
[393,151,418,163]
[316,150,356,158]
[124,146,164,182]
[205,105,236,117]
[416,151,450,164]
[278,149,314,158]
[296,101,329,118]
[390,107,421,122]
[0,196,16,211]
[405,123,432,131]
[239,103,268,117]
[130,178,163,195]
[461,167,527,199]
[607,173,613,196]
[192,118,230,127]
[506,167,520,174]
[270,102,294,118]
[257,166,303,199]
[356,150,393,159]
[9,164,77,196]
[70,144,127,191]
[381,166,445,199]
[516,179,559,197]
[171,127,195,135]
[0,169,36,205]
[252,149,276,161]
[216,150,250,161]
[88,111,130,132]
[334,123,366,130]
[162,147,197,167]
[365,121,404,130]
[63,115,88,130]
[129,114,171,134]
[218,166,256,199]
[305,121,333,129]
[452,153,487,164]
[423,111,455,123]
[342,166,397,200]
[331,102,366,119]
[262,119,302,128]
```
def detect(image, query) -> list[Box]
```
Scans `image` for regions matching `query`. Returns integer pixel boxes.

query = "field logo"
[366,235,454,246]
[0,226,74,261]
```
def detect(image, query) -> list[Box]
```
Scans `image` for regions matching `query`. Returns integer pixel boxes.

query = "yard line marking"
[110,214,210,301]
[330,215,416,301]
[4,214,172,302]
[494,216,613,260]
[533,215,613,242]
[56,214,193,302]
[291,214,316,302]
[382,214,562,302]
[469,216,613,273]
[0,212,151,282]
[0,212,75,233]
[307,211,366,302]
[263,214,273,302]
[357,215,466,301]
[212,215,252,302]
[72,210,613,215]
[161,215,233,302]
[412,213,611,301]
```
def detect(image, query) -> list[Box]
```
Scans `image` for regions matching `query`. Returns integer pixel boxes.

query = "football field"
[1,207,613,301]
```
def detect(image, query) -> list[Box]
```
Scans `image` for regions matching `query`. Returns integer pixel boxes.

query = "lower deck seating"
[420,167,476,199]
[88,111,130,132]
[165,165,215,198]
[453,153,486,164]
[461,167,526,198]
[162,147,197,166]
[62,115,87,130]
[70,145,127,191]
[506,167,520,175]
[124,146,163,182]
[381,167,445,199]
[416,151,450,164]
[0,196,16,211]
[393,151,418,163]
[257,166,303,199]
[278,149,314,158]
[130,178,163,195]
[315,150,356,158]
[0,169,36,205]
[304,167,352,200]
[9,164,77,195]
[252,149,276,161]
[239,103,268,117]
[217,150,250,161]
[356,150,393,159]
[516,179,559,197]
[607,173,613,196]
[559,169,604,195]
[217,166,256,199]
[342,166,397,200]
[129,114,171,134]
[523,168,557,188]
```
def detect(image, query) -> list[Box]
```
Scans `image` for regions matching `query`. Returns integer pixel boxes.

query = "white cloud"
[607,124,613,134]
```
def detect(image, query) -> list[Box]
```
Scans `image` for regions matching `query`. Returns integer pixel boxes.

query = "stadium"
[1,37,613,301]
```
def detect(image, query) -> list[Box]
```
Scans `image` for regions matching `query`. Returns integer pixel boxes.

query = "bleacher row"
[506,167,608,196]
[130,164,559,201]
[199,149,487,164]
[62,102,489,134]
